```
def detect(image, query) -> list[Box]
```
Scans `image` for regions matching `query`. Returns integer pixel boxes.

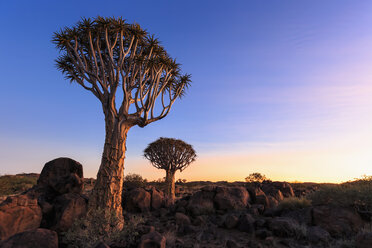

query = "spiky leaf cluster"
[53,16,191,127]
[144,137,196,172]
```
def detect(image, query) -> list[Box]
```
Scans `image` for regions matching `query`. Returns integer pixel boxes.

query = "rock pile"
[0,157,87,246]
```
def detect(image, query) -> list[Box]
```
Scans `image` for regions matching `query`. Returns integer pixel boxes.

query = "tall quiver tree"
[53,17,191,219]
[144,137,196,204]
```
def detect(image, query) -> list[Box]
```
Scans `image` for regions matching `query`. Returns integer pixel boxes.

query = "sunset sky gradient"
[1,0,372,182]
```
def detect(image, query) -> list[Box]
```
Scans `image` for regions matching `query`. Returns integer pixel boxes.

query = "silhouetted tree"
[245,173,267,183]
[53,17,191,219]
[144,137,196,203]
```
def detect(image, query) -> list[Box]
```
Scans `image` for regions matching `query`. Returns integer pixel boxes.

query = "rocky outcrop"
[0,193,42,240]
[0,157,87,240]
[38,157,84,195]
[0,228,58,248]
[214,186,250,211]
[123,186,166,213]
[186,186,250,216]
[36,158,87,232]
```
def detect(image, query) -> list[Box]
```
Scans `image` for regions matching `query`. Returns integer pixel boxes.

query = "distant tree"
[53,17,191,219]
[144,137,196,203]
[245,173,268,183]
[176,178,187,184]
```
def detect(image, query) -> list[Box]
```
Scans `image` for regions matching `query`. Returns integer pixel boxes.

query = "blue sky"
[1,1,372,182]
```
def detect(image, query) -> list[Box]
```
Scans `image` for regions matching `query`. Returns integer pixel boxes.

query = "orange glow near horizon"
[118,138,372,184]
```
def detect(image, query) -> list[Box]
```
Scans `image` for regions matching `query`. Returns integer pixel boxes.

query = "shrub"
[277,197,311,211]
[0,174,38,196]
[310,176,372,215]
[123,173,148,189]
[62,208,144,248]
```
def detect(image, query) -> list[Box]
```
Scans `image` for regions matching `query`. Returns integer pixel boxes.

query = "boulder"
[267,196,278,208]
[224,214,239,229]
[312,205,364,237]
[306,226,330,245]
[94,242,111,248]
[175,212,191,226]
[271,189,284,202]
[50,193,87,232]
[0,193,42,241]
[255,194,270,208]
[37,157,84,194]
[139,231,166,248]
[268,217,300,238]
[281,207,312,225]
[255,229,272,239]
[0,228,58,248]
[237,213,255,233]
[261,185,284,201]
[148,187,164,210]
[214,187,250,211]
[187,190,215,216]
[270,182,294,198]
[356,232,372,248]
[246,187,265,201]
[225,239,239,248]
[125,188,151,213]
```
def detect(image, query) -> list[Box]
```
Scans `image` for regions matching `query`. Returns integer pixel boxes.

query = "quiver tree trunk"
[165,170,176,204]
[88,112,129,222]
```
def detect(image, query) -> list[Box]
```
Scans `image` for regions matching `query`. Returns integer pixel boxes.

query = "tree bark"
[88,111,129,224]
[165,170,176,204]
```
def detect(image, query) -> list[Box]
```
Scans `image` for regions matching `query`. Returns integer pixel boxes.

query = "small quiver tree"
[144,137,196,204]
[52,17,191,221]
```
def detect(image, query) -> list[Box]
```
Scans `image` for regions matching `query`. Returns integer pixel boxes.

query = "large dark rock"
[255,191,270,209]
[270,182,294,198]
[37,157,84,195]
[125,188,151,213]
[139,231,166,248]
[237,213,255,233]
[214,187,250,211]
[175,212,191,226]
[306,226,330,245]
[356,232,372,248]
[224,214,239,229]
[0,228,58,248]
[50,193,87,232]
[148,187,164,210]
[187,190,215,216]
[268,217,301,238]
[312,205,364,237]
[0,193,42,241]
[281,207,312,225]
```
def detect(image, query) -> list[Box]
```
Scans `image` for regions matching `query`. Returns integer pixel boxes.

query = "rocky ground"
[0,158,372,248]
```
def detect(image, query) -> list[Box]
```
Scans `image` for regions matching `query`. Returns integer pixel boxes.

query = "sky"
[1,0,372,183]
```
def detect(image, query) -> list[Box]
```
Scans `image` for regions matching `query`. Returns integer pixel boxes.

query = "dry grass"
[310,176,372,214]
[277,197,311,211]
[0,174,38,196]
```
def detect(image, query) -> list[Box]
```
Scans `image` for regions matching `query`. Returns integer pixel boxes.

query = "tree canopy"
[144,137,196,172]
[52,16,191,127]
